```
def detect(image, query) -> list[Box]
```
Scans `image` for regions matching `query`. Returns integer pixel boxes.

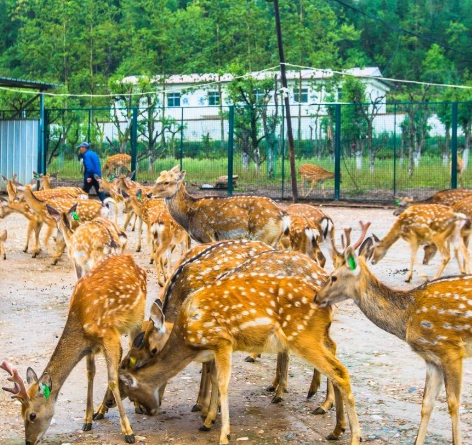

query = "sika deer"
[103,153,132,175]
[0,228,6,259]
[150,166,290,246]
[119,265,361,445]
[46,203,127,278]
[371,204,467,282]
[298,164,335,197]
[30,172,85,197]
[316,240,472,445]
[1,254,146,444]
[393,188,472,216]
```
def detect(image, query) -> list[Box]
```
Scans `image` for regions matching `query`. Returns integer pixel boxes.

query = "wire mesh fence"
[33,101,472,202]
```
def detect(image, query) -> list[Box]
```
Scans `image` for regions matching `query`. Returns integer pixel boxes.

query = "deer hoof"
[125,434,136,444]
[93,412,105,420]
[136,247,141,253]
[22,247,28,253]
[313,406,327,415]
[191,404,202,412]
[199,425,211,432]
[306,390,316,399]
[82,422,93,431]
[326,433,340,441]
[271,395,283,404]
[244,356,256,363]
[266,385,276,392]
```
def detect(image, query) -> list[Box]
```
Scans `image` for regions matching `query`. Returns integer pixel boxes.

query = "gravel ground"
[0,204,471,445]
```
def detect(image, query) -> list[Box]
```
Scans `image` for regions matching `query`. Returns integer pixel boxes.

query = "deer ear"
[38,373,52,399]
[132,331,146,349]
[359,236,374,260]
[372,233,380,243]
[119,372,137,388]
[150,300,166,334]
[126,170,135,179]
[0,175,7,184]
[67,203,79,221]
[26,367,38,385]
[170,165,180,173]
[121,190,130,199]
[46,204,61,221]
[176,170,186,182]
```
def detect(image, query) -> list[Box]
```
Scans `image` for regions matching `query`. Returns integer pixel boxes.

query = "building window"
[294,87,308,103]
[167,92,181,107]
[208,91,220,106]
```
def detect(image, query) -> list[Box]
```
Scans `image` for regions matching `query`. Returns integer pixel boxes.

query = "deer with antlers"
[316,238,472,445]
[118,255,361,445]
[46,203,127,278]
[393,188,472,216]
[371,204,467,282]
[103,153,132,175]
[1,254,146,445]
[149,166,290,246]
[298,164,335,197]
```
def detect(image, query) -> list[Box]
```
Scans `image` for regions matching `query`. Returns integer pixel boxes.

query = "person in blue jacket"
[77,142,105,201]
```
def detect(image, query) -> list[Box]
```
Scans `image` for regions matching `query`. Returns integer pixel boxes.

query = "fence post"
[334,104,341,200]
[38,92,45,175]
[43,109,49,175]
[227,106,234,196]
[87,108,92,142]
[281,102,285,199]
[393,103,397,197]
[131,107,138,181]
[451,102,458,189]
[180,107,184,172]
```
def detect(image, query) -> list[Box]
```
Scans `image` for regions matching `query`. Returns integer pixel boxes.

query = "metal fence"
[31,101,472,202]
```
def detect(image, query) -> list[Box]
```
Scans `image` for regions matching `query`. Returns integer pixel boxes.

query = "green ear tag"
[110,174,115,180]
[40,383,50,400]
[71,210,80,221]
[348,256,356,271]
[34,174,40,179]
[395,199,400,206]
[137,191,142,201]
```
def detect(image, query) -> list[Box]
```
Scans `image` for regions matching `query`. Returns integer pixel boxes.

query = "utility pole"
[269,0,298,201]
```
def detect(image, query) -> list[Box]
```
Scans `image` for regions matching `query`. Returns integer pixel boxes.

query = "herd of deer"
[2,161,472,445]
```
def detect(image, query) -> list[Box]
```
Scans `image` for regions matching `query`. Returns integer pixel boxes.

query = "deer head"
[151,166,186,198]
[393,196,413,216]
[1,361,54,445]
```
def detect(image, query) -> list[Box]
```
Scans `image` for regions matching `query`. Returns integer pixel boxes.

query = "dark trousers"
[83,177,106,201]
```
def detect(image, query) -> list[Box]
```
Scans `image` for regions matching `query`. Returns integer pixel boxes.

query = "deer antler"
[352,221,371,249]
[0,361,29,400]
[341,227,352,249]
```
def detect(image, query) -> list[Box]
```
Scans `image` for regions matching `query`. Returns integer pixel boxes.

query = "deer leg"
[307,368,322,399]
[314,333,338,413]
[245,352,260,363]
[201,361,219,431]
[123,211,134,231]
[43,224,54,252]
[192,362,208,412]
[433,240,451,280]
[83,354,96,431]
[291,337,361,445]
[132,214,138,232]
[214,345,233,445]
[327,384,347,440]
[443,358,463,445]
[414,362,443,445]
[199,362,213,416]
[103,335,135,443]
[31,221,42,258]
[136,217,143,252]
[272,352,289,403]
[406,240,420,282]
[23,219,34,253]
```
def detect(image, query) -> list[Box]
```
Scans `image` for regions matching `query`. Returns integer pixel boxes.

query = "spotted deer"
[0,228,6,259]
[150,166,290,246]
[16,185,117,264]
[94,174,127,225]
[103,154,132,175]
[30,171,86,197]
[0,196,42,257]
[46,203,127,278]
[393,188,472,216]
[119,261,361,445]
[1,254,146,445]
[298,164,335,197]
[316,239,472,445]
[371,204,467,282]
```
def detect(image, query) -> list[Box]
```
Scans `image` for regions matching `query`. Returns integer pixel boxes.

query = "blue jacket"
[82,149,102,179]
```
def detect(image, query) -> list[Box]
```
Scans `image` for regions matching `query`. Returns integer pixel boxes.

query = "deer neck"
[378,220,401,253]
[134,325,199,389]
[354,263,413,341]
[41,317,90,401]
[22,189,47,217]
[164,184,196,232]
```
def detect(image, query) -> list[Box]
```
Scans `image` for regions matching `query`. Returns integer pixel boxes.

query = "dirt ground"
[1,204,471,445]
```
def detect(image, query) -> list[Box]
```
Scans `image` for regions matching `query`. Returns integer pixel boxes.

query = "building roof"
[0,76,60,91]
[122,67,390,90]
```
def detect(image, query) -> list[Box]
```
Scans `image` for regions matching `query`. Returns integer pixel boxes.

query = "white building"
[104,68,391,142]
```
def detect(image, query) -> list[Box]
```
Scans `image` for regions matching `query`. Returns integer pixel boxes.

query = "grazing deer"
[371,204,467,282]
[150,166,290,246]
[1,254,147,445]
[0,196,42,257]
[316,240,472,445]
[103,154,132,175]
[298,164,335,197]
[46,203,127,278]
[393,188,472,216]
[119,266,361,445]
[0,228,6,259]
